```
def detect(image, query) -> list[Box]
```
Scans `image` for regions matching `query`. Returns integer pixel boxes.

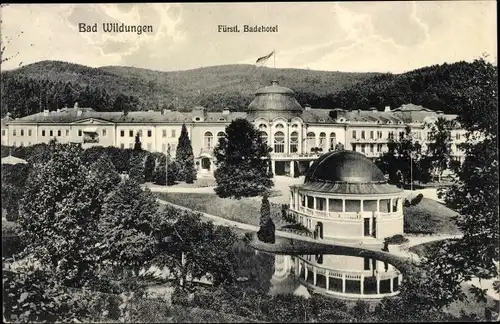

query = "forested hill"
[0,61,377,118]
[328,60,494,114]
[1,59,494,119]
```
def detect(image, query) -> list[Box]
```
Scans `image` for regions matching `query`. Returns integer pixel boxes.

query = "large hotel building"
[1,80,465,177]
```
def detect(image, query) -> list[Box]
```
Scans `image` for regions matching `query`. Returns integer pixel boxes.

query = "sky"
[0,1,497,73]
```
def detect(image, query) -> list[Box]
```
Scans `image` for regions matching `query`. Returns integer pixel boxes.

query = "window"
[361,144,366,153]
[456,133,461,140]
[28,129,32,136]
[204,131,214,149]
[275,124,284,129]
[399,131,405,139]
[13,130,16,136]
[364,257,371,271]
[57,130,61,137]
[377,144,383,152]
[162,144,166,152]
[66,129,70,136]
[78,130,82,137]
[170,144,177,151]
[120,144,125,149]
[102,129,107,136]
[319,132,326,151]
[120,130,125,137]
[274,131,285,153]
[370,130,374,139]
[306,132,315,150]
[20,129,24,136]
[162,130,167,138]
[147,130,152,137]
[329,132,337,150]
[258,124,268,130]
[42,130,46,137]
[290,131,299,153]
[129,143,133,149]
[388,131,394,140]
[259,131,268,145]
[147,143,152,151]
[49,130,53,137]
[352,130,356,139]
[361,131,365,139]
[129,130,134,137]
[171,129,176,138]
[370,144,374,153]
[377,131,383,139]
[352,144,356,151]
[217,131,225,144]
[1,130,5,136]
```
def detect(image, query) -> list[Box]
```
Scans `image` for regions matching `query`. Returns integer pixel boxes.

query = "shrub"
[384,234,409,245]
[410,193,424,206]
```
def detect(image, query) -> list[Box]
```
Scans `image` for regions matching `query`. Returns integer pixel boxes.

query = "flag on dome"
[256,51,274,65]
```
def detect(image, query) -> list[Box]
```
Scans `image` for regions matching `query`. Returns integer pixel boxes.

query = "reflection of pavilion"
[293,254,401,299]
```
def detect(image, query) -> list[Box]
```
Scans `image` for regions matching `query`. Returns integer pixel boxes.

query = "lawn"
[403,198,461,235]
[155,192,289,229]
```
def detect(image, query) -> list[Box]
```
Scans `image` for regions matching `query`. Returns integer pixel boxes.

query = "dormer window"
[319,119,325,122]
[219,118,226,121]
[387,120,393,124]
[338,118,346,123]
[398,121,403,125]
[194,117,202,122]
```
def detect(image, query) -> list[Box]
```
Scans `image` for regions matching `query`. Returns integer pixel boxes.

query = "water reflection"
[233,240,402,300]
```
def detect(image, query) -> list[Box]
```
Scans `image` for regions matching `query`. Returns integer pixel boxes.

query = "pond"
[232,239,402,300]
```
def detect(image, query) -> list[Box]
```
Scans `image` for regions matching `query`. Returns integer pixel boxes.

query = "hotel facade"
[1,80,466,177]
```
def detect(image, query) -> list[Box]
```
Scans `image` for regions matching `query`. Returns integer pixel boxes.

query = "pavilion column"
[305,266,308,281]
[313,197,317,211]
[313,268,317,286]
[271,160,276,175]
[290,191,293,207]
[390,276,394,293]
[290,160,295,177]
[326,275,330,290]
[369,217,373,237]
[326,199,330,214]
[342,199,346,212]
[342,274,346,293]
[360,274,365,295]
[376,275,380,295]
[376,199,380,212]
[295,192,299,210]
[390,198,394,213]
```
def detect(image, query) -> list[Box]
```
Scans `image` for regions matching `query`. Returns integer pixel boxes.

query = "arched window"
[319,132,326,151]
[329,132,337,150]
[306,132,315,152]
[275,124,284,129]
[259,131,268,145]
[290,131,299,153]
[217,131,225,144]
[204,131,213,149]
[258,124,268,130]
[274,131,285,153]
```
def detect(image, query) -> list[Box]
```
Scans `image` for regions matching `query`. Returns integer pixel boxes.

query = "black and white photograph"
[1,1,498,322]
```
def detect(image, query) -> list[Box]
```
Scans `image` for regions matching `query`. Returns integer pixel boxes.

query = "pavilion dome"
[305,150,386,184]
[247,80,303,120]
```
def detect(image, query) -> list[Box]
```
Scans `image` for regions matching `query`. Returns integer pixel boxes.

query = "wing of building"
[0,80,466,177]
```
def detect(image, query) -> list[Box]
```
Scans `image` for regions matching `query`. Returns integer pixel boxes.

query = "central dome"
[247,80,303,119]
[305,150,387,184]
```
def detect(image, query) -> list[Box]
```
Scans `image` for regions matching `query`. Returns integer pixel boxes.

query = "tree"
[18,143,101,288]
[426,117,453,181]
[154,209,238,289]
[257,195,275,244]
[175,123,196,183]
[87,152,121,205]
[213,118,274,199]
[428,58,499,307]
[133,132,142,151]
[154,154,168,185]
[128,152,144,184]
[98,179,160,275]
[143,153,155,182]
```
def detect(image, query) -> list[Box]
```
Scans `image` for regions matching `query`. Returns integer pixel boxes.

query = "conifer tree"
[257,195,275,244]
[144,153,155,182]
[175,123,197,183]
[128,152,144,184]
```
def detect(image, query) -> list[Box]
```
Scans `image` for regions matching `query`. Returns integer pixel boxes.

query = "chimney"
[43,109,49,116]
[369,107,378,111]
[271,80,279,86]
[357,109,361,114]
[74,102,79,109]
[161,109,166,115]
[437,110,444,115]
[304,104,312,111]
[222,108,230,115]
[56,108,61,113]
[384,106,391,112]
